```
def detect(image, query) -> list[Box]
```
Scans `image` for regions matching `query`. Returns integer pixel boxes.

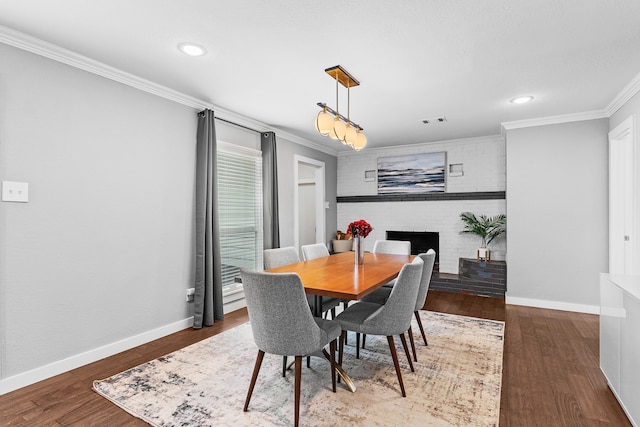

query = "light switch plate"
[2,181,29,202]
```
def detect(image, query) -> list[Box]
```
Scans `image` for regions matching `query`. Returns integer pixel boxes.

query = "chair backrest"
[301,243,330,261]
[365,257,423,336]
[263,246,300,269]
[240,268,326,356]
[372,240,411,255]
[414,249,436,311]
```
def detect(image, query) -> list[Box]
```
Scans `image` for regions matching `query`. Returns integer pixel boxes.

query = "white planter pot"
[477,247,491,261]
[332,239,354,253]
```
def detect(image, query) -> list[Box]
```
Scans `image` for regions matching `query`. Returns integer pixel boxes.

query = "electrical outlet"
[2,181,29,203]
[186,288,195,302]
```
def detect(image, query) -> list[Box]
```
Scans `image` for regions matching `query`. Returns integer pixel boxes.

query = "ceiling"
[1,0,640,151]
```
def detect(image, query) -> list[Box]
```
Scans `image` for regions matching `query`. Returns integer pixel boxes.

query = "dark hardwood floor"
[0,291,631,426]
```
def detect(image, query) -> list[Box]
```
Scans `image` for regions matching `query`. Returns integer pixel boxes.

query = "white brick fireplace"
[336,136,506,274]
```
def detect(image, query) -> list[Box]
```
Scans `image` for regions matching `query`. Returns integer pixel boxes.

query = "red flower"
[347,219,373,238]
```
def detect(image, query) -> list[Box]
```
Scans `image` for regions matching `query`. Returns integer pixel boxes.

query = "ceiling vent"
[422,116,447,124]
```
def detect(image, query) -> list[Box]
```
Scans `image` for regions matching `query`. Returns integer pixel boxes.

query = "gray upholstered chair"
[372,239,411,289]
[372,239,411,255]
[263,246,340,375]
[263,246,300,269]
[300,242,330,260]
[240,268,342,427]
[301,243,350,312]
[264,246,340,319]
[335,257,424,397]
[361,250,436,361]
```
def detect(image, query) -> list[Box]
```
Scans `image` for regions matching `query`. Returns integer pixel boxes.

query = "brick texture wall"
[336,136,506,274]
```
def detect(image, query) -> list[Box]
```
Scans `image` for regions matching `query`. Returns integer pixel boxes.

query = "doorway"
[294,156,326,253]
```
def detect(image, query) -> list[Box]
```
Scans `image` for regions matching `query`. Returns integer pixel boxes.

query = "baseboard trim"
[0,316,194,396]
[506,295,600,315]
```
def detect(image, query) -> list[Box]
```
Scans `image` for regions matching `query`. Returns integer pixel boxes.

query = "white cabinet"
[600,273,640,426]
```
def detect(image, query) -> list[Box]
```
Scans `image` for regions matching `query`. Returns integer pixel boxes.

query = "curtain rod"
[214,116,263,134]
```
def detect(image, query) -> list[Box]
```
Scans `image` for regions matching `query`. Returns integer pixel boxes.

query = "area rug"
[93,311,504,426]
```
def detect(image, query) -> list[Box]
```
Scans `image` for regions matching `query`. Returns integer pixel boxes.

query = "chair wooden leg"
[414,310,428,346]
[362,333,367,349]
[244,349,265,411]
[294,356,302,427]
[399,332,415,372]
[282,356,288,377]
[330,339,337,392]
[386,336,406,397]
[307,356,311,368]
[408,326,418,362]
[356,333,360,359]
[331,307,336,319]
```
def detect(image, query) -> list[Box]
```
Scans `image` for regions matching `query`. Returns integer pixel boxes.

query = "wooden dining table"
[265,250,414,392]
[265,251,414,316]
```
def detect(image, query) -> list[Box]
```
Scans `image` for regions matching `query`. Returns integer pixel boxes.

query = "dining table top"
[265,251,414,300]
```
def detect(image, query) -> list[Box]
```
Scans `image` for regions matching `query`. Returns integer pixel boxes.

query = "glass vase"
[354,236,365,266]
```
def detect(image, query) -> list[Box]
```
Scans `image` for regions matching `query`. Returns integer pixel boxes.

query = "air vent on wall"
[422,116,447,124]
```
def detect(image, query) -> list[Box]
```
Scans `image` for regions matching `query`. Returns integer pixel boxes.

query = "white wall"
[0,43,338,393]
[337,136,506,273]
[505,119,609,311]
[0,44,197,386]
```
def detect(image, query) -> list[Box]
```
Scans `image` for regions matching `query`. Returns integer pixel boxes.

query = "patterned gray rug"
[94,311,504,426]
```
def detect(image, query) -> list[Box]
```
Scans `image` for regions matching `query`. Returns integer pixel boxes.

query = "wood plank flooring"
[0,291,631,426]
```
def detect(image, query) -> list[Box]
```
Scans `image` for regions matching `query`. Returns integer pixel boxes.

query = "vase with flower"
[347,219,373,266]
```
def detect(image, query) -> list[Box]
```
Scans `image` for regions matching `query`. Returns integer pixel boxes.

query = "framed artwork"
[377,152,446,194]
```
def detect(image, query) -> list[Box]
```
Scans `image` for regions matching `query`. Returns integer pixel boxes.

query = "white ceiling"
[1,0,640,151]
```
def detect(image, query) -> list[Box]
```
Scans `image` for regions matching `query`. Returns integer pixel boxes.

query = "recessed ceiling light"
[178,43,207,57]
[510,96,534,104]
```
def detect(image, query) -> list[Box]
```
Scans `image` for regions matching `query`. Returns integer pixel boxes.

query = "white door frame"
[608,116,636,275]
[293,155,326,252]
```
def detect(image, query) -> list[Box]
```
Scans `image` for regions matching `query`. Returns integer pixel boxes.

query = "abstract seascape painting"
[377,152,446,194]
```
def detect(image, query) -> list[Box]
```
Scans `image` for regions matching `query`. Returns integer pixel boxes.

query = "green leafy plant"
[459,212,506,248]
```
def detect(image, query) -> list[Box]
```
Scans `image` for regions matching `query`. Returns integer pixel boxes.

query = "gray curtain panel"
[194,109,224,328]
[261,131,280,249]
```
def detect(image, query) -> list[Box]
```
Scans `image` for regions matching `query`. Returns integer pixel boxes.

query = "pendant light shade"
[353,130,367,151]
[331,117,346,141]
[345,124,358,147]
[315,108,333,136]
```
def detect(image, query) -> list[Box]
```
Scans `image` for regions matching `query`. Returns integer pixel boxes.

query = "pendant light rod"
[316,102,363,131]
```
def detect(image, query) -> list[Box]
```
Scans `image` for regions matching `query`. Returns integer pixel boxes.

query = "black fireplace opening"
[386,231,439,269]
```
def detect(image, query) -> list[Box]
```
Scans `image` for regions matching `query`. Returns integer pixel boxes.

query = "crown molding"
[605,70,640,116]
[501,109,609,131]
[0,24,337,156]
[502,71,640,132]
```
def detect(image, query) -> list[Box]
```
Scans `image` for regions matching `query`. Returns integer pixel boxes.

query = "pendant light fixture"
[315,65,367,151]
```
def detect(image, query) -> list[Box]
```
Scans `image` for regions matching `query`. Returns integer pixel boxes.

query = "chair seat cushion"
[334,302,385,334]
[313,317,342,343]
[382,278,397,288]
[360,287,392,305]
[307,295,340,312]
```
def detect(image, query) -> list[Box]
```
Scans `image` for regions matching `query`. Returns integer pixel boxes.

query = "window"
[217,142,263,301]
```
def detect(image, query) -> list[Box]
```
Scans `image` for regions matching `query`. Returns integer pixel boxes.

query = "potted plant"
[459,212,506,261]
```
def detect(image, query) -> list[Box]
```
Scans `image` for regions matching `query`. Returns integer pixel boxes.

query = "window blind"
[217,143,263,298]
